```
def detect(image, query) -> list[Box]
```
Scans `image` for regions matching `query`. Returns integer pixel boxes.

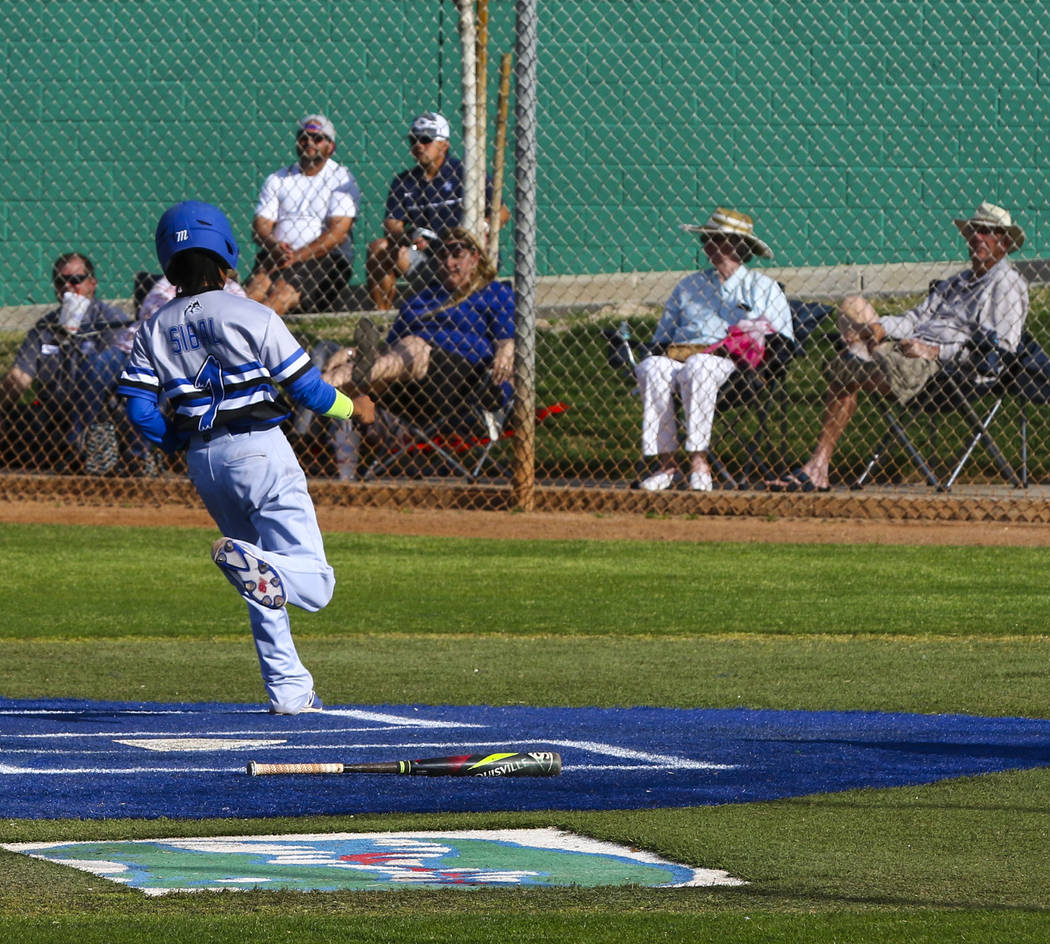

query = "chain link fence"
[2,1,1049,515]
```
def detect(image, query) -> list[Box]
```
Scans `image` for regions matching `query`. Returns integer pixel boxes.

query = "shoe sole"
[212,538,286,609]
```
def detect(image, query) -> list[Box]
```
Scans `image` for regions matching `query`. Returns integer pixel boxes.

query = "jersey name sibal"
[168,305,219,355]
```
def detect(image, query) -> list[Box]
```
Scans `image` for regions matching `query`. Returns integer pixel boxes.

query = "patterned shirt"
[384,155,492,235]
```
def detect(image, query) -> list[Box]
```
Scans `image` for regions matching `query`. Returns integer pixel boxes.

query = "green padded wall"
[0,0,1044,305]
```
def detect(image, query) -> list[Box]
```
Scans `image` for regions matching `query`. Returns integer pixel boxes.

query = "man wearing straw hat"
[770,201,1029,491]
[635,207,793,491]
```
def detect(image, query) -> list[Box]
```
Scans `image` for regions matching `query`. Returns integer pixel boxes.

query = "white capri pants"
[635,353,737,456]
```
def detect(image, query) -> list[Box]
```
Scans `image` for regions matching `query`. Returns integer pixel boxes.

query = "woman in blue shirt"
[325,227,514,417]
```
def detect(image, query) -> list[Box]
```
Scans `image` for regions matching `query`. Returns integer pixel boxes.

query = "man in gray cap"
[366,111,508,310]
[246,114,361,315]
[770,201,1029,491]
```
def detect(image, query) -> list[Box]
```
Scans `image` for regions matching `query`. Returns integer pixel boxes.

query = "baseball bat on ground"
[247,751,561,778]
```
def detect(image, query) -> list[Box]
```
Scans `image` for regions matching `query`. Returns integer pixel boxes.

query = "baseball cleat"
[212,537,286,609]
[270,692,324,715]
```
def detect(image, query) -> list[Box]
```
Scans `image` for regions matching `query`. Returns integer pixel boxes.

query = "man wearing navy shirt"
[365,111,508,310]
[1,253,133,473]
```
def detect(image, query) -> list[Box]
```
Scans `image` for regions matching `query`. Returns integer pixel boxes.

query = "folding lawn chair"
[362,365,569,482]
[1006,331,1050,487]
[605,297,834,488]
[362,361,510,481]
[851,328,1037,492]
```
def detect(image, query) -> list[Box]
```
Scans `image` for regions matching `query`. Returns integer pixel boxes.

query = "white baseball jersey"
[254,160,359,249]
[118,290,320,436]
[118,284,342,716]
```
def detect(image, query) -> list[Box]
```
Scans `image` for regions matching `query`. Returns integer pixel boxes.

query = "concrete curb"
[3,475,1049,524]
[4,258,1048,332]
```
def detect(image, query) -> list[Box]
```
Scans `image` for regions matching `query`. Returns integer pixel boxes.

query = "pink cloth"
[704,318,775,369]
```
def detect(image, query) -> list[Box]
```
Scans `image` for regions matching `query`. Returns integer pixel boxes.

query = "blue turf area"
[2,697,1048,820]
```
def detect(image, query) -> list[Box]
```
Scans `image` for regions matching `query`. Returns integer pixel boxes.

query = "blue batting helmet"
[155,201,239,273]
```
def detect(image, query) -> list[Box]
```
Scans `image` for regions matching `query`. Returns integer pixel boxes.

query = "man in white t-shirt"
[245,114,361,315]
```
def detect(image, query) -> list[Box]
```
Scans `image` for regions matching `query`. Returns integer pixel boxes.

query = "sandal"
[766,469,830,493]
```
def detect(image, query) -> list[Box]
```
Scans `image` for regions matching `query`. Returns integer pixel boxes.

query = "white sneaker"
[689,470,713,491]
[212,538,286,609]
[639,469,681,491]
[270,692,324,715]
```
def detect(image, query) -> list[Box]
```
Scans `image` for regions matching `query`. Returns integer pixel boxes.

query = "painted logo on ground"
[2,829,745,893]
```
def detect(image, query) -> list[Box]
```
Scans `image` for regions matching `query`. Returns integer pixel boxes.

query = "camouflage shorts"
[824,340,943,405]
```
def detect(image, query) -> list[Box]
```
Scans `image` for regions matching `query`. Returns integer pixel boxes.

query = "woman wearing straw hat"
[634,207,793,491]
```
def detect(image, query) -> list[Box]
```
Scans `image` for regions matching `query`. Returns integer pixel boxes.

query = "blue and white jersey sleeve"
[117,325,163,402]
[258,312,339,414]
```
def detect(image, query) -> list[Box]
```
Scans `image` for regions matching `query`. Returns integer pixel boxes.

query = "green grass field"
[2,521,1049,943]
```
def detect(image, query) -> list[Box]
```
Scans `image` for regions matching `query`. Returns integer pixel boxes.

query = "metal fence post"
[511,0,539,510]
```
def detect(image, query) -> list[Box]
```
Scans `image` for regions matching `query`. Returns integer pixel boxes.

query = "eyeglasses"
[408,135,434,145]
[441,245,473,259]
[54,272,91,286]
[297,131,328,144]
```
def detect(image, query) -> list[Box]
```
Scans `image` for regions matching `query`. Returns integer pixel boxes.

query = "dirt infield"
[4,497,1050,547]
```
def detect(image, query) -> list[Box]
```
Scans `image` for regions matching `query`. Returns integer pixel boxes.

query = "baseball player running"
[117,201,374,714]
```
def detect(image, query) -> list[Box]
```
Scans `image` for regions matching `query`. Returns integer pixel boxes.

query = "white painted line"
[4,723,481,740]
[116,738,287,753]
[0,709,212,716]
[0,764,237,775]
[322,709,485,729]
[548,739,735,770]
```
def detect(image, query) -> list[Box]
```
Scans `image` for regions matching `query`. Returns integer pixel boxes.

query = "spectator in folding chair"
[634,207,793,492]
[322,226,514,471]
[769,201,1029,492]
[0,252,134,474]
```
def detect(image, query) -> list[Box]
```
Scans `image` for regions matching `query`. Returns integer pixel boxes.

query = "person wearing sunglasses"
[245,113,361,316]
[365,111,510,311]
[768,202,1029,492]
[1,252,136,474]
[323,227,513,473]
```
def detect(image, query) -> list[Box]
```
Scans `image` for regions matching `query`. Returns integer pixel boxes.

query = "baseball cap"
[409,111,450,141]
[297,114,336,141]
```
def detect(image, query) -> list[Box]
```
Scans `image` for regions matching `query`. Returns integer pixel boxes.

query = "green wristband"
[322,389,354,420]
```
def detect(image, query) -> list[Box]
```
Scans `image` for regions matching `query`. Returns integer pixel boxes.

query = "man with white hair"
[245,113,361,315]
[770,201,1029,491]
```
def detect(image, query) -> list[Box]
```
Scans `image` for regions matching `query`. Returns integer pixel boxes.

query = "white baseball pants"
[188,425,335,714]
[635,353,737,455]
